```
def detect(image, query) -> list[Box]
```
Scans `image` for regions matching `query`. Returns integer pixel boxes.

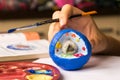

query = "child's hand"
[48,4,107,54]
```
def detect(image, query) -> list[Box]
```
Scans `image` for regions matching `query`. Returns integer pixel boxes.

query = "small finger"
[59,4,73,27]
[48,22,61,42]
[52,11,61,19]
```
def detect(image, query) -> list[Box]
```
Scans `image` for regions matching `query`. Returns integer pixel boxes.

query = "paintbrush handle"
[36,12,97,26]
[35,18,59,26]
[35,14,83,26]
[18,14,81,28]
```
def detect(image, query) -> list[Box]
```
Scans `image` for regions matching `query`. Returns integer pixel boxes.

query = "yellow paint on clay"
[56,42,62,49]
[76,38,80,42]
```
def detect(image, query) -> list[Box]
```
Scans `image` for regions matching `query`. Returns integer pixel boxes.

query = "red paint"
[71,34,76,38]
[82,47,86,51]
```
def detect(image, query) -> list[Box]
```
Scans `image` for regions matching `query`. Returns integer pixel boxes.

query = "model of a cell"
[49,29,91,70]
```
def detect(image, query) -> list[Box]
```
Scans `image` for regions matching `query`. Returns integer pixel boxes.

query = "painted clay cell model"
[49,29,92,70]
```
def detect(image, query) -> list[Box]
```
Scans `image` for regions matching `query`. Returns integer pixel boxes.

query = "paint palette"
[49,29,91,70]
[0,62,60,80]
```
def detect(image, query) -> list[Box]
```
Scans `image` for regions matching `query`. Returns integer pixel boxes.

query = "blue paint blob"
[49,29,92,70]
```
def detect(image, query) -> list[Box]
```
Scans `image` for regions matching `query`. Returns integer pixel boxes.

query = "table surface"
[34,56,120,80]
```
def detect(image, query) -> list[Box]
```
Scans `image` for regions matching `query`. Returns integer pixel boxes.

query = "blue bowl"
[49,29,91,70]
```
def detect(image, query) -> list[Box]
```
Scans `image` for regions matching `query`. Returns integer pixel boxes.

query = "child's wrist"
[91,33,108,54]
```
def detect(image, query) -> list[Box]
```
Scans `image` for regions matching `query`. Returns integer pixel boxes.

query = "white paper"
[0,33,49,61]
[0,33,27,44]
[34,56,120,80]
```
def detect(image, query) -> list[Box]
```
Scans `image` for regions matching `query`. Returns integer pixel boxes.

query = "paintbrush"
[7,11,97,33]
